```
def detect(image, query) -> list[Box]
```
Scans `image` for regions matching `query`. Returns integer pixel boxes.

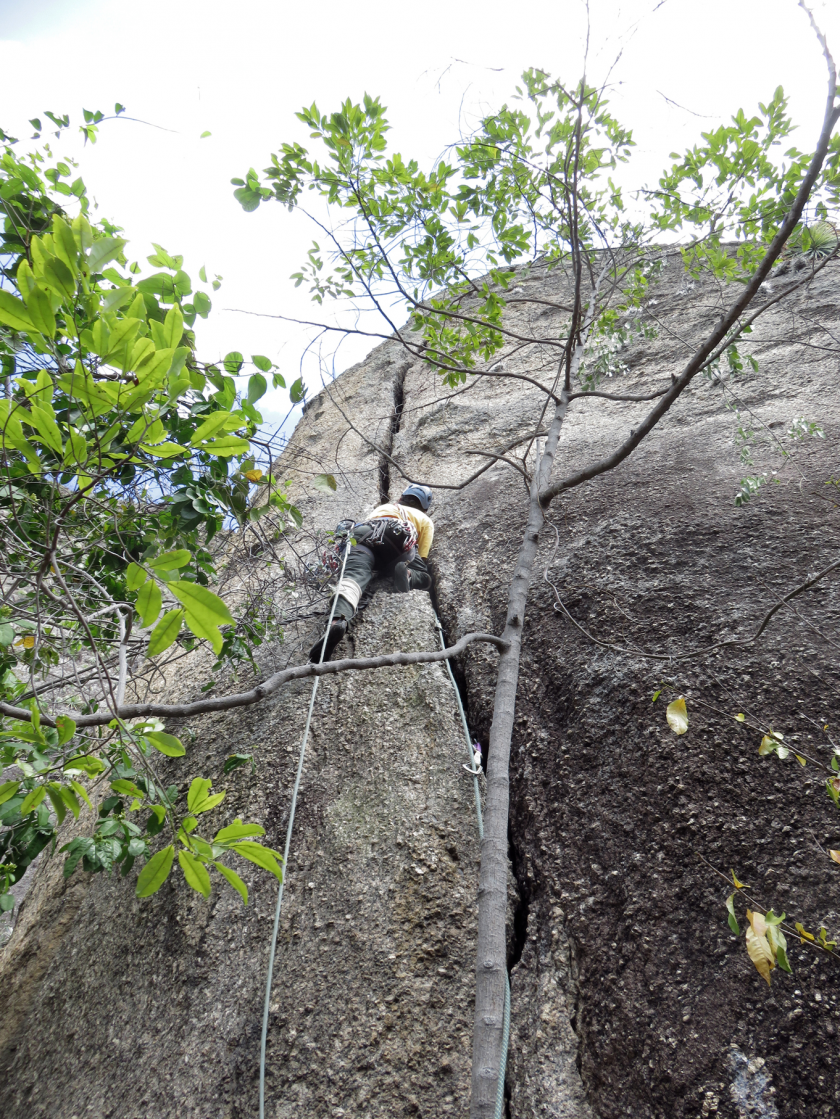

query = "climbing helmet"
[400,484,433,511]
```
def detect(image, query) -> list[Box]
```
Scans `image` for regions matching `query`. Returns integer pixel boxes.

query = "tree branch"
[0,631,508,728]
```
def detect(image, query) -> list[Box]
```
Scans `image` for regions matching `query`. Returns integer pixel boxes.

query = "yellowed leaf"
[746,910,774,986]
[829,850,840,865]
[666,696,688,735]
[15,635,35,649]
[748,909,768,937]
[735,713,745,722]
[795,921,815,943]
[731,869,749,889]
[794,754,807,766]
[759,731,783,755]
[244,469,263,483]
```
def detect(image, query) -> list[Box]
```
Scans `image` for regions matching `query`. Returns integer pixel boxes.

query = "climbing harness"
[258,582,509,1118]
[363,509,418,556]
[258,543,349,1119]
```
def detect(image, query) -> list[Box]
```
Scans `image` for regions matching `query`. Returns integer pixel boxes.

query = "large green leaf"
[214,861,248,904]
[136,845,175,897]
[230,841,283,881]
[214,818,265,843]
[169,582,234,626]
[146,608,184,656]
[0,290,35,332]
[148,549,191,571]
[178,849,211,897]
[145,730,185,757]
[199,436,250,457]
[135,580,162,627]
[87,236,127,272]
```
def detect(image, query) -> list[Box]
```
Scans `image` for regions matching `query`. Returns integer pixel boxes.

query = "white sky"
[1,0,838,430]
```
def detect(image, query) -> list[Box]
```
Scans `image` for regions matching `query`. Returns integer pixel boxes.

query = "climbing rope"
[433,610,483,840]
[259,586,508,1116]
[433,610,510,1116]
[494,972,511,1119]
[258,544,349,1119]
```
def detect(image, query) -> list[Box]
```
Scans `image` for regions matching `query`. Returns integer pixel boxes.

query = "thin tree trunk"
[470,390,569,1117]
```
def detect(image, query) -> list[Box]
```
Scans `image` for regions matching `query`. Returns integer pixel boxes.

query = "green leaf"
[651,689,661,703]
[0,894,15,913]
[0,623,14,646]
[251,354,272,372]
[178,849,211,897]
[214,861,248,904]
[88,236,127,272]
[147,608,184,656]
[46,784,67,825]
[139,441,188,459]
[135,580,162,628]
[214,818,265,843]
[69,778,93,810]
[148,549,191,571]
[111,778,144,798]
[64,754,107,777]
[223,351,244,375]
[169,582,234,627]
[313,473,337,494]
[189,411,235,445]
[145,730,185,757]
[59,785,81,819]
[230,840,283,881]
[187,777,212,813]
[193,291,211,317]
[0,780,20,806]
[55,714,76,746]
[20,785,47,815]
[22,287,55,337]
[0,290,36,332]
[136,845,175,897]
[289,377,306,404]
[247,373,267,404]
[126,563,147,591]
[163,304,184,348]
[223,753,255,775]
[200,131,212,139]
[726,892,740,934]
[198,435,251,457]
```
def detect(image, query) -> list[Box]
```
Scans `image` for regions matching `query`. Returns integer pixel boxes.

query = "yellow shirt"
[370,503,435,558]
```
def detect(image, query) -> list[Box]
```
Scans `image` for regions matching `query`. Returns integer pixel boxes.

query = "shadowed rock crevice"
[378,361,408,502]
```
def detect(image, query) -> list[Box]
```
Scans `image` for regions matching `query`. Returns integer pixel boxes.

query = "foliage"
[0,110,306,914]
[662,694,838,984]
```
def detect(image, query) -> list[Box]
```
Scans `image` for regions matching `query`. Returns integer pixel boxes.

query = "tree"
[0,108,310,915]
[233,5,840,1113]
[1,5,838,1115]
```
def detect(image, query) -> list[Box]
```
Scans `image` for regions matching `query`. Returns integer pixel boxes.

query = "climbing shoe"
[308,619,347,664]
[393,562,411,593]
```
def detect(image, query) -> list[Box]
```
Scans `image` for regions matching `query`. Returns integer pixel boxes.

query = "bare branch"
[0,630,508,728]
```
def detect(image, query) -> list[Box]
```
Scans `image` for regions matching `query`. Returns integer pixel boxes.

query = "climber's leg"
[308,542,375,663]
[405,554,432,591]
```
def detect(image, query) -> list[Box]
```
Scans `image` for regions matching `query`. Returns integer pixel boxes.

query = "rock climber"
[308,484,435,663]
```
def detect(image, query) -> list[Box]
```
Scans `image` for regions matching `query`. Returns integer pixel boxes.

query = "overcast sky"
[1,0,838,428]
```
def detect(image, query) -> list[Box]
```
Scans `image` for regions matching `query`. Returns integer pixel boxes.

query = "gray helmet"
[400,484,433,511]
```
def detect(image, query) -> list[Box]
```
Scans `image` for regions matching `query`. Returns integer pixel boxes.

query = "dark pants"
[332,522,431,621]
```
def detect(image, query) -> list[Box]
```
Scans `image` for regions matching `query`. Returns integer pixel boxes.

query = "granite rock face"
[1,253,839,1119]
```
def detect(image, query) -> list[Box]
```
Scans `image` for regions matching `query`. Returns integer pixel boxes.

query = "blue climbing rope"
[258,544,349,1119]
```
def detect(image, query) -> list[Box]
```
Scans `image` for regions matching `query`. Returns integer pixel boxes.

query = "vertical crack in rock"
[378,362,408,502]
[507,827,530,972]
